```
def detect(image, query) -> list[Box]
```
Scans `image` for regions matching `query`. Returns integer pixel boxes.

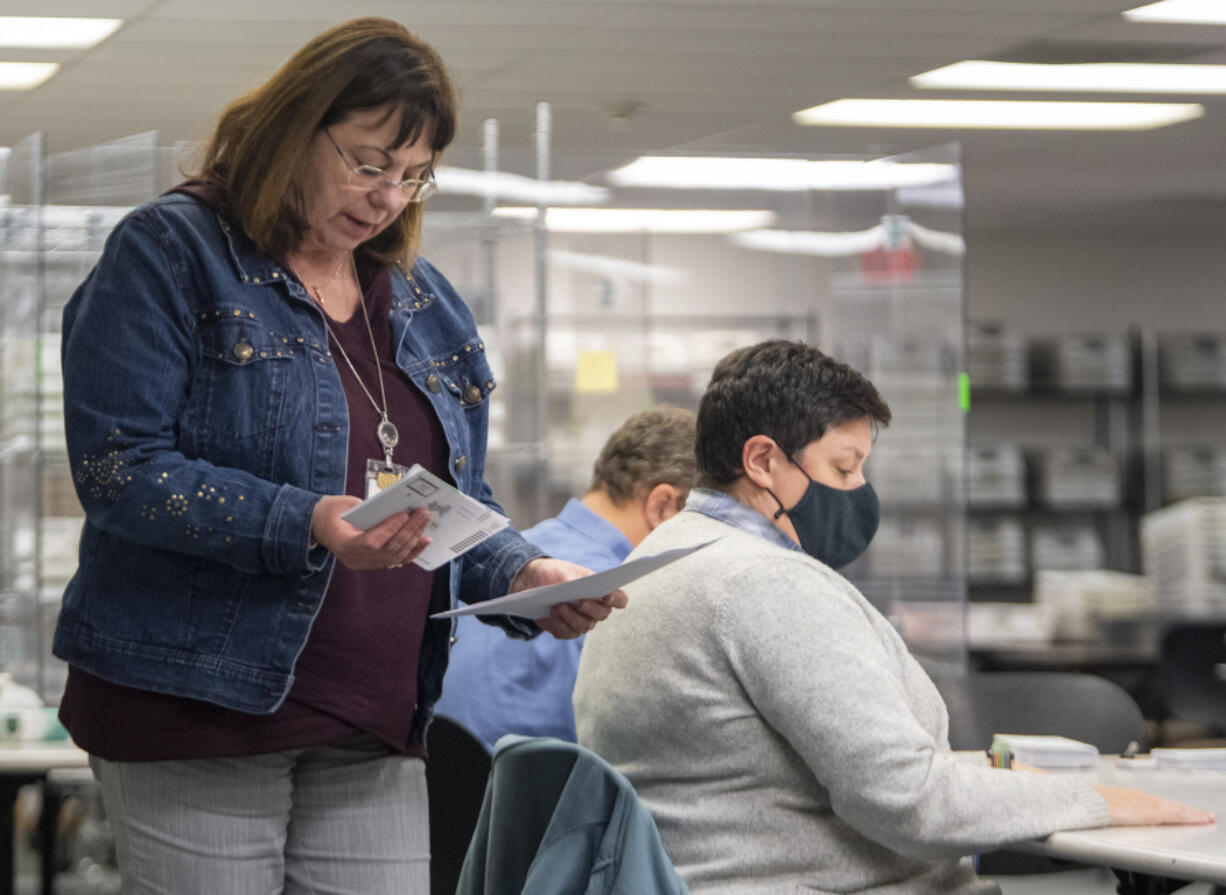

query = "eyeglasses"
[324,127,438,203]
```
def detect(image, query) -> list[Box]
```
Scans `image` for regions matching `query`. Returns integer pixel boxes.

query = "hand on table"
[1093,784,1216,826]
[311,495,432,570]
[509,557,629,640]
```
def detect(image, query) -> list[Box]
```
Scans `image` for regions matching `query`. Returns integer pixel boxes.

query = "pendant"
[377,417,399,453]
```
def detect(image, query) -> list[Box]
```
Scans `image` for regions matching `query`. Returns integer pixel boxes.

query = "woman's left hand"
[509,558,629,640]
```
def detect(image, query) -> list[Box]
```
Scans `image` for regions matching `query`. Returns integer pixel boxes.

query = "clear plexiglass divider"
[1,126,967,700]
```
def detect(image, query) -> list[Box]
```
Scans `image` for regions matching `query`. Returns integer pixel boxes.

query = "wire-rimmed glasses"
[324,127,438,203]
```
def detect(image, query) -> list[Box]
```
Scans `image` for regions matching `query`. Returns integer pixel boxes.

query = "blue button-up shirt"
[682,488,803,552]
[436,499,633,750]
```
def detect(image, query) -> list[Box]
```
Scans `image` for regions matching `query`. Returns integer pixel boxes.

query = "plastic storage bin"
[1141,497,1226,613]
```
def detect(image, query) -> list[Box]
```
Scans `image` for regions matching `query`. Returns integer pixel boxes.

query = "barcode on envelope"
[449,529,494,554]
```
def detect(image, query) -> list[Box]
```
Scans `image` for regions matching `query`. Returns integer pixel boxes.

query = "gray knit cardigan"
[574,510,1109,895]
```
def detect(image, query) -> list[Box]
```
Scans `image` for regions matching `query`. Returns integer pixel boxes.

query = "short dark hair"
[196,18,456,267]
[589,405,698,504]
[695,340,892,489]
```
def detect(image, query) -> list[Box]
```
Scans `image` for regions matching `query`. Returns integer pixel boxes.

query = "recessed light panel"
[435,167,609,204]
[0,61,59,90]
[793,99,1204,130]
[606,157,957,191]
[0,17,122,49]
[913,61,1226,94]
[491,207,776,233]
[1124,1,1226,25]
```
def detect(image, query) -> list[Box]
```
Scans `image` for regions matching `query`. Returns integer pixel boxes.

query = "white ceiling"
[4,0,1226,230]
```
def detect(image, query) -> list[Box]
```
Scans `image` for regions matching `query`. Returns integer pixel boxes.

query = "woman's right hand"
[310,495,432,570]
[1094,784,1216,826]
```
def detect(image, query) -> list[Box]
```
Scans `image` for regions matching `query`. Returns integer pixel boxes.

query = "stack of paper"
[991,734,1100,770]
[1151,748,1226,771]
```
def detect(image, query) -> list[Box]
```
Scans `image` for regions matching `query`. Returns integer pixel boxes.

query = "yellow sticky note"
[575,350,619,394]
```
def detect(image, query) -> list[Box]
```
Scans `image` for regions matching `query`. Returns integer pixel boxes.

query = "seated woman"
[573,339,1212,895]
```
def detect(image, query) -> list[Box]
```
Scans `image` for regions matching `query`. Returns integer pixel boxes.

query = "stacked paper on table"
[991,734,1099,769]
[1151,748,1226,771]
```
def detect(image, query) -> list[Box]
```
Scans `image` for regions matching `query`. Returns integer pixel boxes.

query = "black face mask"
[770,458,879,570]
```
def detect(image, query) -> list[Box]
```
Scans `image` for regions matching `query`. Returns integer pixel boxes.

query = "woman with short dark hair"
[574,339,1211,895]
[55,18,623,894]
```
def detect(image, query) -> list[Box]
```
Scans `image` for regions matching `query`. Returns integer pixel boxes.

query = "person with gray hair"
[437,404,698,751]
[574,340,1212,895]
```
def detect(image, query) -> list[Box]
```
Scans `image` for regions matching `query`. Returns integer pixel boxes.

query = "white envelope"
[339,464,510,571]
[431,539,719,620]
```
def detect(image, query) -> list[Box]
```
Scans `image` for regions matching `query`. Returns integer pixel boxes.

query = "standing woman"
[54,18,622,895]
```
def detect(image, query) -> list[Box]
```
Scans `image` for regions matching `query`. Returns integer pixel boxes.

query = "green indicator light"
[959,372,971,412]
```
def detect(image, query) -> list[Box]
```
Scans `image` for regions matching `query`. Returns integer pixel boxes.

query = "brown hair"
[696,340,891,489]
[195,17,456,267]
[590,405,699,504]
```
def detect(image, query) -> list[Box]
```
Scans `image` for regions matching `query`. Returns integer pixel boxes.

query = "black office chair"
[1156,623,1226,737]
[425,716,492,895]
[936,671,1148,755]
[934,671,1148,877]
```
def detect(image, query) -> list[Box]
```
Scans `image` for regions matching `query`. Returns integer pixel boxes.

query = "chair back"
[455,735,687,895]
[426,715,492,895]
[934,671,1147,876]
[1157,623,1226,734]
[935,670,1147,753]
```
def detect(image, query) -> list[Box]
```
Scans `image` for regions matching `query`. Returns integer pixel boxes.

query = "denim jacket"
[53,193,543,728]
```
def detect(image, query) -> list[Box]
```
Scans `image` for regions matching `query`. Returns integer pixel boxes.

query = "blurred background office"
[2,2,1226,893]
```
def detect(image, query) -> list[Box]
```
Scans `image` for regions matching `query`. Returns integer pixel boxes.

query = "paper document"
[339,464,509,571]
[1151,748,1226,771]
[431,539,718,620]
[992,733,1099,770]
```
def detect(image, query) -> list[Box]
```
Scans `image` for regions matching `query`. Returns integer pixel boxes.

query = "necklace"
[302,252,349,307]
[302,256,399,466]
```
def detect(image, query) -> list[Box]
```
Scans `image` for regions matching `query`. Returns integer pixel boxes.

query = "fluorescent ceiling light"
[0,61,59,90]
[731,220,964,258]
[436,167,609,205]
[548,249,691,285]
[913,60,1226,93]
[0,16,122,48]
[731,228,884,257]
[896,182,964,209]
[491,207,776,233]
[606,156,957,191]
[793,98,1204,130]
[1124,1,1226,24]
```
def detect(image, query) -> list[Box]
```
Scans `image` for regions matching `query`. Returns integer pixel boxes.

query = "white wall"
[966,229,1226,336]
[966,227,1226,452]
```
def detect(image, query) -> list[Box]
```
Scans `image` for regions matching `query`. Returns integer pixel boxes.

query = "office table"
[0,742,90,895]
[1014,759,1226,892]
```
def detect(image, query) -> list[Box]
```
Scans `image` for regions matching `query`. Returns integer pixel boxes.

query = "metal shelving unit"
[0,132,167,703]
[967,326,1226,607]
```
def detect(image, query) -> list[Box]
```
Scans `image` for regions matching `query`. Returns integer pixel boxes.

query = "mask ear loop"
[766,488,787,520]
[767,446,814,520]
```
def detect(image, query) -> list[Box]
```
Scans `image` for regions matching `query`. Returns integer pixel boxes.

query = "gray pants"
[91,734,430,895]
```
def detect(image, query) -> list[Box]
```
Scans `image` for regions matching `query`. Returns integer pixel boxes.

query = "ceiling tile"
[0,0,153,15]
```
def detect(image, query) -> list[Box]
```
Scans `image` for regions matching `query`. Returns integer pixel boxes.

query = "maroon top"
[60,188,449,760]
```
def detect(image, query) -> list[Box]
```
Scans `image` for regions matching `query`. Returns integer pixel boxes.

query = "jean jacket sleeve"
[61,210,323,577]
[457,477,546,639]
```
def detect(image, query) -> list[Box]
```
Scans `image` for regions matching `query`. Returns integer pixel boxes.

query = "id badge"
[365,458,411,499]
